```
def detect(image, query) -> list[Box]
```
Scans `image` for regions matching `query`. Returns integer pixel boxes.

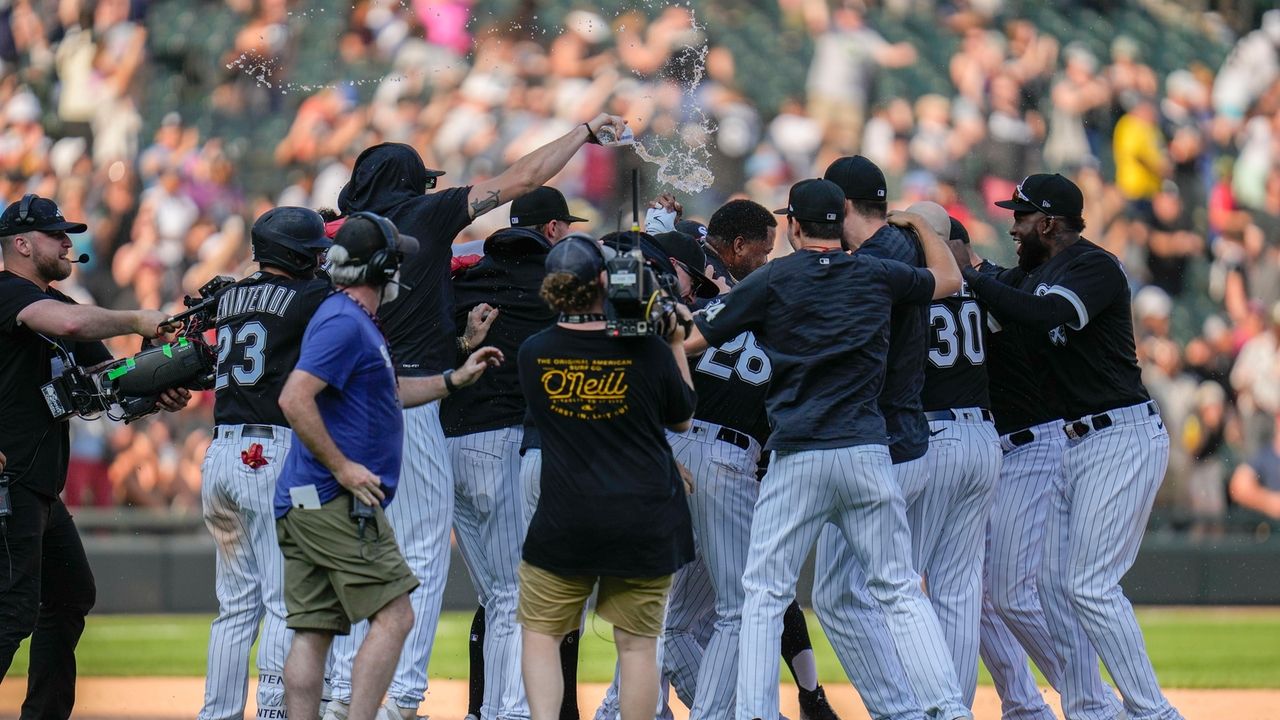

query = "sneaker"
[798,686,840,720]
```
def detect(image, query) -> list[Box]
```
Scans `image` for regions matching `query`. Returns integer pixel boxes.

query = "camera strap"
[559,313,607,324]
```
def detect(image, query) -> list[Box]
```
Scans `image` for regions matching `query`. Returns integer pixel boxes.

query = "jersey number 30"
[928,301,985,369]
[696,332,771,385]
[215,321,267,390]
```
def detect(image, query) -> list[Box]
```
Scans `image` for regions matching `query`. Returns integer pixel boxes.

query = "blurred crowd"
[0,0,1279,534]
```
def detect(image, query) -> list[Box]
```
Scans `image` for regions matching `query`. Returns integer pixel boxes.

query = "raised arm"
[887,210,961,299]
[962,266,1079,332]
[17,300,172,341]
[399,346,504,408]
[465,113,627,219]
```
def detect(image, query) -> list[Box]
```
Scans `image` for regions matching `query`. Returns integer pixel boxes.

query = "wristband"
[442,369,458,394]
[583,122,602,145]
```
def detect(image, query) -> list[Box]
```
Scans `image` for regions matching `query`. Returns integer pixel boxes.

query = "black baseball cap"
[675,219,708,240]
[995,173,1084,216]
[651,231,718,299]
[333,213,420,264]
[949,217,971,245]
[545,235,605,282]
[823,155,888,201]
[774,179,846,224]
[0,195,87,235]
[510,186,588,226]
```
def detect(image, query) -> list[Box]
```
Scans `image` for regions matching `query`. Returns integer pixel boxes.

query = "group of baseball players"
[196,107,1180,720]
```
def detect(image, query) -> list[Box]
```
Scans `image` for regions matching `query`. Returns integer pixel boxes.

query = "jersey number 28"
[215,321,267,390]
[928,301,985,369]
[696,332,771,385]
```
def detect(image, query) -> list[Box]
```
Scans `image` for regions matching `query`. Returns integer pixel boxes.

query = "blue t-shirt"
[274,293,404,518]
[694,249,935,451]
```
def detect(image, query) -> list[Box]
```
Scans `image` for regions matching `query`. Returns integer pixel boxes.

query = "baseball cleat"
[798,685,841,720]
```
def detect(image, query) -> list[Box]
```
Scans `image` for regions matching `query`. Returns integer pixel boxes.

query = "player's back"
[213,272,332,426]
[921,282,991,412]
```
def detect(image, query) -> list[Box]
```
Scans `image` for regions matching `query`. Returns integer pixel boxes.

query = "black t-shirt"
[442,228,557,437]
[518,326,696,577]
[213,272,332,426]
[376,187,473,376]
[977,262,1065,434]
[855,224,930,462]
[694,250,935,452]
[920,281,991,412]
[0,271,112,497]
[966,240,1149,419]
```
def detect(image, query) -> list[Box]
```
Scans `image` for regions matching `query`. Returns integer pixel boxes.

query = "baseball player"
[323,113,627,720]
[957,208,1123,720]
[902,205,1001,706]
[811,157,970,720]
[199,207,333,720]
[685,178,962,720]
[963,174,1182,720]
[444,186,585,720]
[657,199,844,720]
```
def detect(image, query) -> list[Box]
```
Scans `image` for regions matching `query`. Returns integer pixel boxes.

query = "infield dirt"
[1,677,1276,719]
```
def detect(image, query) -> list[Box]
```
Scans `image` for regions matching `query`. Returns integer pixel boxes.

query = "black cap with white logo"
[823,155,888,202]
[995,173,1084,217]
[773,179,846,224]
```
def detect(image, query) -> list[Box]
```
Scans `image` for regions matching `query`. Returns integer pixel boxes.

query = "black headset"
[345,211,402,286]
[15,193,36,226]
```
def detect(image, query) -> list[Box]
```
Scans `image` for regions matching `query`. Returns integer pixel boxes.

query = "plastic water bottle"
[595,125,634,147]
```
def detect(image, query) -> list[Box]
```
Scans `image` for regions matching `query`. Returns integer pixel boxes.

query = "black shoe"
[798,685,841,720]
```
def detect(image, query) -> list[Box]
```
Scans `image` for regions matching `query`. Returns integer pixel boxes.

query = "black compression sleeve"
[963,266,1079,332]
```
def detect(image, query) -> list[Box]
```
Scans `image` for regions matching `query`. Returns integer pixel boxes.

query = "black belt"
[1006,428,1036,448]
[923,409,994,423]
[218,424,276,440]
[716,427,753,451]
[1063,402,1157,441]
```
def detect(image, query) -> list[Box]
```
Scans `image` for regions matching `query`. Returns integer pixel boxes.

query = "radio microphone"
[69,254,89,263]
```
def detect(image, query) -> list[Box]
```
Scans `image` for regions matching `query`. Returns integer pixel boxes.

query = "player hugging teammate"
[189,136,1179,720]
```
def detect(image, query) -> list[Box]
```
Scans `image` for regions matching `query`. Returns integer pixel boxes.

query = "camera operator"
[0,194,189,720]
[516,237,696,720]
[274,214,501,720]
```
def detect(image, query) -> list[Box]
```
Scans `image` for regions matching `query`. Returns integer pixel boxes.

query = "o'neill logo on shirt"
[1035,283,1068,347]
[539,357,631,420]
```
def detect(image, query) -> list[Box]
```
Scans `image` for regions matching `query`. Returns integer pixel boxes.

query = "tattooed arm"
[465,112,627,219]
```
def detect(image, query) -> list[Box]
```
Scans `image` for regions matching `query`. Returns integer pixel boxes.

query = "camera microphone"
[69,254,89,263]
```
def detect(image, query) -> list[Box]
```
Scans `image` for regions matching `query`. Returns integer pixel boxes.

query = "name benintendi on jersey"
[216,283,298,320]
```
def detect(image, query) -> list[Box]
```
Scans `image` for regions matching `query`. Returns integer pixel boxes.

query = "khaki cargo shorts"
[276,496,419,634]
[517,561,672,638]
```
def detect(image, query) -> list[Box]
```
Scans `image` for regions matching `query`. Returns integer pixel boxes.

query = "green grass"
[8,608,1280,688]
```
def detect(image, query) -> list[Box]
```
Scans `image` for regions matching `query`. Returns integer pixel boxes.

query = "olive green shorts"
[276,496,419,635]
[516,561,672,638]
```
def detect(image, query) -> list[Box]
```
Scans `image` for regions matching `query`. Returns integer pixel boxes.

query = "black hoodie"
[441,227,557,437]
[338,143,472,376]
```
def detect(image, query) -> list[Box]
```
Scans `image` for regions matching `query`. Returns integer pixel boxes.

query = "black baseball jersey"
[694,250,935,452]
[855,225,930,463]
[688,247,771,444]
[442,227,557,437]
[965,239,1149,419]
[213,272,332,426]
[0,271,112,497]
[920,281,991,412]
[977,261,1065,435]
[337,144,474,376]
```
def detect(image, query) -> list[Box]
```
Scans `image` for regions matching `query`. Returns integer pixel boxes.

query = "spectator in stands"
[1137,180,1203,296]
[805,1,916,153]
[1229,413,1280,520]
[1113,96,1167,212]
[1182,381,1236,536]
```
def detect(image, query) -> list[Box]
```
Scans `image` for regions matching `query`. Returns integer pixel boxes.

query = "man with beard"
[0,194,189,719]
[962,174,1181,720]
